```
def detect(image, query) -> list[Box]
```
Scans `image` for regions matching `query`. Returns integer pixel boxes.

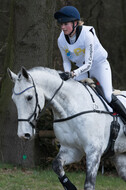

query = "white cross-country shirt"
[58,25,108,77]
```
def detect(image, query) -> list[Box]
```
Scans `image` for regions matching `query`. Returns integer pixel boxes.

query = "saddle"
[82,78,121,98]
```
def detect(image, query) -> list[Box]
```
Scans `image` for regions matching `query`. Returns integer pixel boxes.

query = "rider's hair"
[78,20,84,26]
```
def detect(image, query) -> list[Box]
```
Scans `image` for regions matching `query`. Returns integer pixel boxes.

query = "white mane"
[29,66,60,77]
[27,66,78,87]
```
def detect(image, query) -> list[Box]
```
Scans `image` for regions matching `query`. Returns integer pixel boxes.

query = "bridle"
[13,73,64,130]
[14,72,114,133]
[14,74,41,129]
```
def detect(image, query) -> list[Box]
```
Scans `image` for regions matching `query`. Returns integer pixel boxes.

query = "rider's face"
[61,22,74,36]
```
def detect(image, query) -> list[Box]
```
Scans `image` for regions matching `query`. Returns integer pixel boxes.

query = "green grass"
[0,163,125,190]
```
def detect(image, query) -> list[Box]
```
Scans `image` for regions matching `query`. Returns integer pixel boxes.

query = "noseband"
[13,73,64,130]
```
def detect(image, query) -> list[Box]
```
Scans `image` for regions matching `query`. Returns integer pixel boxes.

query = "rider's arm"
[73,31,94,77]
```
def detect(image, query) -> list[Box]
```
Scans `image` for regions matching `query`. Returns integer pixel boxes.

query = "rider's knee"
[104,93,112,103]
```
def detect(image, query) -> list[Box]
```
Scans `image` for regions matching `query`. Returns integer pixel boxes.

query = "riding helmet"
[54,6,80,23]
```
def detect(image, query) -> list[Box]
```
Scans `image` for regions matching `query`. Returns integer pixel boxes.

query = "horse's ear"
[21,67,29,80]
[7,68,17,83]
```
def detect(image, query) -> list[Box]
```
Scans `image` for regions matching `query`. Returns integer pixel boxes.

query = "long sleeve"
[73,31,94,77]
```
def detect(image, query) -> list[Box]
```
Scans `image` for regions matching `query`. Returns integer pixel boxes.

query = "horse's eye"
[27,96,33,101]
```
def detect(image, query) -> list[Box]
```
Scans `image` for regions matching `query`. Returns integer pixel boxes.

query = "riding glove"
[59,72,72,81]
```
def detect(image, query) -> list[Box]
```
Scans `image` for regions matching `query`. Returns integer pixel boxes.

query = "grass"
[0,163,126,190]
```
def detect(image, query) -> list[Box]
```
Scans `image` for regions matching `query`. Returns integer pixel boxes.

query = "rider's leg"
[90,60,126,123]
[52,146,83,190]
[90,60,113,103]
[109,94,126,123]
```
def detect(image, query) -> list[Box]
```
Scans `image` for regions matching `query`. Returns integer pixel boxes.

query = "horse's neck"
[31,70,68,116]
[31,69,92,119]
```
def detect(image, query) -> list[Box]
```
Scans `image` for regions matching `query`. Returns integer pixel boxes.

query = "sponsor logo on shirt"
[74,48,85,56]
[88,44,93,62]
[65,48,85,57]
[65,49,72,59]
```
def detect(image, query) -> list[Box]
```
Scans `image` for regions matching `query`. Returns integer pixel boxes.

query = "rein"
[14,74,113,129]
[54,110,113,123]
[36,80,64,121]
[54,83,113,123]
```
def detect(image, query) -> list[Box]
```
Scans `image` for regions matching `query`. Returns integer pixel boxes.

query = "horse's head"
[8,67,45,140]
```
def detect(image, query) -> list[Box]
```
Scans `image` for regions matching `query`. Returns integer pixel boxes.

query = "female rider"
[54,6,126,125]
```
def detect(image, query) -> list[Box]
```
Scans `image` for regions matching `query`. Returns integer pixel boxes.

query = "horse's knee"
[52,158,59,173]
[52,157,64,177]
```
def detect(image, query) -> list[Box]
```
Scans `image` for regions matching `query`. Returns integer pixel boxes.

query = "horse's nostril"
[25,133,31,139]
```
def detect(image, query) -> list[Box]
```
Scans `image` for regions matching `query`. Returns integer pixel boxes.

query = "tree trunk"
[0,0,126,167]
[14,0,56,70]
[0,0,56,167]
[39,130,55,138]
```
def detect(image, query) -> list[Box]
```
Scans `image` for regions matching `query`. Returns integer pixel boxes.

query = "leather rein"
[14,74,113,130]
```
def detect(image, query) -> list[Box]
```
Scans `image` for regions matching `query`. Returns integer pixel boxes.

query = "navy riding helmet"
[54,6,80,23]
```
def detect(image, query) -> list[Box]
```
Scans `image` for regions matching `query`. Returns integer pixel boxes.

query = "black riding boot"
[109,94,126,136]
[109,94,126,122]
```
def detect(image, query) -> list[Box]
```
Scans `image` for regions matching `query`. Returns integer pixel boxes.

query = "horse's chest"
[53,123,81,147]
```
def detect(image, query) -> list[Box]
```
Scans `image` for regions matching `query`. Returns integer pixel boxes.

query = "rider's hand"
[59,71,76,81]
[70,71,76,78]
[59,72,71,81]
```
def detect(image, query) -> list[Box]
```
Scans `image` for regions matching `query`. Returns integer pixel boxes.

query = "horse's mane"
[27,66,79,86]
[28,66,61,77]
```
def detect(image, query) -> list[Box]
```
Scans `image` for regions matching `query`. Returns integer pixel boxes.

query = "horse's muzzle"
[24,133,31,140]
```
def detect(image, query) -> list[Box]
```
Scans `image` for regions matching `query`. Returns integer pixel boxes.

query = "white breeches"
[75,60,113,103]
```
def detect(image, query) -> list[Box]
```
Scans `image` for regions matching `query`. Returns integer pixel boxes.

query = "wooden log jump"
[39,130,55,138]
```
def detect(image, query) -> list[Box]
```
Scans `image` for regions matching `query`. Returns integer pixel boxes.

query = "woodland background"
[0,0,126,168]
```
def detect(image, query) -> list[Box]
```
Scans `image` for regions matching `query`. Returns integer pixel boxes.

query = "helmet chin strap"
[68,21,78,37]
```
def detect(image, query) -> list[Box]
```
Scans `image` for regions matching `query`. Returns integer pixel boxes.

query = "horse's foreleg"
[52,146,82,190]
[84,150,102,190]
